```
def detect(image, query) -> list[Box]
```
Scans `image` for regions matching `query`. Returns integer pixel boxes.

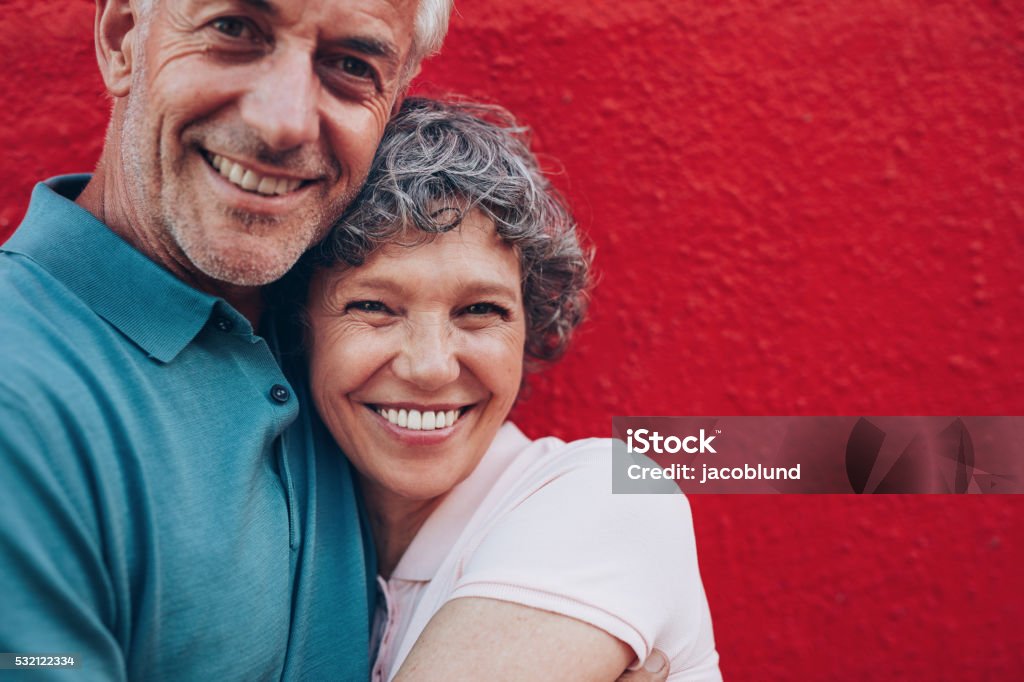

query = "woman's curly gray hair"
[308,97,591,366]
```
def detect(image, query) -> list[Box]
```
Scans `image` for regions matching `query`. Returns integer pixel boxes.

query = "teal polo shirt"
[0,176,372,680]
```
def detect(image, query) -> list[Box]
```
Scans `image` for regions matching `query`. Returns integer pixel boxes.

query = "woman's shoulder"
[503,426,694,518]
[454,426,718,678]
[469,425,703,598]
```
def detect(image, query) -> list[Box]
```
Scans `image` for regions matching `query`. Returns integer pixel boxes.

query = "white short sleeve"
[447,439,721,680]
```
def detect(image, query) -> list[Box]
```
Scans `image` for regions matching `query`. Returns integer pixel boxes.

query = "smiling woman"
[303,98,722,681]
[308,211,527,510]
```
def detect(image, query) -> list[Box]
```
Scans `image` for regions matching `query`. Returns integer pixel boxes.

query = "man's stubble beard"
[120,70,353,288]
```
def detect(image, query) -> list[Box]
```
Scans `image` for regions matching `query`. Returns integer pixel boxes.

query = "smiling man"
[0,0,449,679]
[85,0,426,320]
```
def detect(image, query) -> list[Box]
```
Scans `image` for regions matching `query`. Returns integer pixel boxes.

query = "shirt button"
[214,316,234,333]
[270,384,291,404]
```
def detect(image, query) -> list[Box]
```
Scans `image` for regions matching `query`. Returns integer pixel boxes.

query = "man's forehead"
[174,0,417,44]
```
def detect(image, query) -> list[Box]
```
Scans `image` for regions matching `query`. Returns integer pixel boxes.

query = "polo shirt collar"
[390,422,532,582]
[3,175,234,363]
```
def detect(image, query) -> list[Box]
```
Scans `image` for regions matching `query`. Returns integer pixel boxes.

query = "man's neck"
[76,159,265,328]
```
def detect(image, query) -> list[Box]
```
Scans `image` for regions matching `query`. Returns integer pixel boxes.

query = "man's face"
[122,0,418,286]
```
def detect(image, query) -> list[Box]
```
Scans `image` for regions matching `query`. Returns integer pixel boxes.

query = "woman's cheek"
[467,331,524,389]
[311,323,362,394]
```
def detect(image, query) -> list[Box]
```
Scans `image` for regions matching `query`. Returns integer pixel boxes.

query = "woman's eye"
[463,303,509,317]
[211,17,253,40]
[346,300,388,314]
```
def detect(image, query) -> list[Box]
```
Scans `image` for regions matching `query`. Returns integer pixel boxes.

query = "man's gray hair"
[135,0,452,65]
[311,97,591,366]
[411,0,452,62]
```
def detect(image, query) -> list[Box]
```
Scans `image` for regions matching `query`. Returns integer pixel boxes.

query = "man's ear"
[390,92,406,117]
[391,61,423,116]
[95,0,142,97]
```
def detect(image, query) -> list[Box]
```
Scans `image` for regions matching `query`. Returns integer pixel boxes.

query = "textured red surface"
[2,1,1022,679]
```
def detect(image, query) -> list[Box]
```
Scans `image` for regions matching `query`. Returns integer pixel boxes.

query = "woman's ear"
[95,0,142,97]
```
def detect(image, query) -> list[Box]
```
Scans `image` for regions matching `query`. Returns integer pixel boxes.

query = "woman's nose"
[392,319,460,391]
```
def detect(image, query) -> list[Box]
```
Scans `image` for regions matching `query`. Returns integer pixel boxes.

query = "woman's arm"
[391,440,716,681]
[393,597,638,681]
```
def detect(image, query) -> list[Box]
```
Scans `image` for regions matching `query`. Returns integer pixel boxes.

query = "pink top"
[370,423,721,681]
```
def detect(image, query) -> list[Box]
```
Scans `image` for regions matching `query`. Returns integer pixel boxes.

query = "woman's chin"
[361,469,461,506]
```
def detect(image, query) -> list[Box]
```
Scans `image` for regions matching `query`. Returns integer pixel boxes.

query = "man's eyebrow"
[239,0,277,15]
[225,1,402,68]
[327,36,402,64]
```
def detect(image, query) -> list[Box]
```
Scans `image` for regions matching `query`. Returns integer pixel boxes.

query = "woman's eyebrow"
[461,281,520,301]
[333,276,519,300]
[331,276,408,297]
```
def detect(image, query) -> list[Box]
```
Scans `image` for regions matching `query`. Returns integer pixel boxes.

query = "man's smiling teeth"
[376,407,460,431]
[210,154,302,196]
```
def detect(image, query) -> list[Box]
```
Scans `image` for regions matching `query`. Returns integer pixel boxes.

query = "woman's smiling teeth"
[375,407,461,431]
[210,154,303,196]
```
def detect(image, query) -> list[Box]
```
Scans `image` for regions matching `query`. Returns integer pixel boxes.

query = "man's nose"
[239,50,319,151]
[393,320,460,392]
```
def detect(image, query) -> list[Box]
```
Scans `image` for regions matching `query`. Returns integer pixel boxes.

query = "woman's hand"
[618,650,670,682]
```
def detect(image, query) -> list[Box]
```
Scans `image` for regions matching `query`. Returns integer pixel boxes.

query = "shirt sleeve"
[0,387,126,681]
[447,439,719,677]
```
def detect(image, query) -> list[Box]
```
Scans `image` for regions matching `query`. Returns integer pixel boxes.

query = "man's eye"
[346,300,388,313]
[211,17,253,40]
[338,56,372,80]
[463,303,509,317]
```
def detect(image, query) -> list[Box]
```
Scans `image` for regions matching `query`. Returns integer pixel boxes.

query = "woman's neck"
[360,478,445,579]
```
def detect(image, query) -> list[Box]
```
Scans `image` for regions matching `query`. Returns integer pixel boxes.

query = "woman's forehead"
[320,212,521,297]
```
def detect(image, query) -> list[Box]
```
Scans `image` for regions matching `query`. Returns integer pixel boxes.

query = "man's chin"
[203,256,299,287]
[183,240,307,288]
[170,219,322,288]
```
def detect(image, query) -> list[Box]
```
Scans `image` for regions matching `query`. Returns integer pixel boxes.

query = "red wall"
[2,1,1022,679]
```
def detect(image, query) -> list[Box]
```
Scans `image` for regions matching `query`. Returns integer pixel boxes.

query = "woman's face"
[307,210,526,504]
